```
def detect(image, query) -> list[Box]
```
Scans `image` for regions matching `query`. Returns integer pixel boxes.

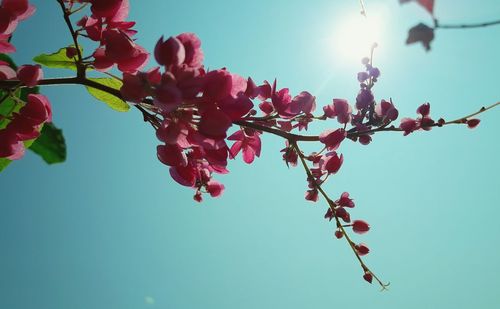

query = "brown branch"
[435,19,500,30]
[291,141,388,289]
[56,0,85,77]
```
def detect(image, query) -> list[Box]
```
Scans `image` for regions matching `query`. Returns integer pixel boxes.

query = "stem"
[436,19,500,29]
[443,102,500,124]
[0,77,498,141]
[291,141,388,289]
[56,0,84,77]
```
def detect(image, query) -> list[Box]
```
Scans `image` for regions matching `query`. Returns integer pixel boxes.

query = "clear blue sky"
[1,0,499,308]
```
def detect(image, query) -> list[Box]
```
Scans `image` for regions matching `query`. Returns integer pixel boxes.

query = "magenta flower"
[198,108,232,138]
[416,102,430,117]
[352,220,370,234]
[206,180,225,197]
[203,69,233,101]
[336,192,355,208]
[154,35,185,68]
[305,189,319,202]
[17,64,43,87]
[0,61,16,80]
[176,32,204,68]
[355,88,374,110]
[320,152,344,175]
[375,99,398,122]
[363,272,373,284]
[291,91,316,114]
[467,119,480,129]
[400,117,418,136]
[228,130,261,164]
[355,243,370,256]
[157,145,188,167]
[319,128,346,151]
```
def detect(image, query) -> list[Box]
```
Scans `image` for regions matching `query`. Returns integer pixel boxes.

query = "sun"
[331,11,384,63]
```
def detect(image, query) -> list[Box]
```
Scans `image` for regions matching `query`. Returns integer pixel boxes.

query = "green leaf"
[29,123,66,164]
[85,78,129,112]
[33,46,83,71]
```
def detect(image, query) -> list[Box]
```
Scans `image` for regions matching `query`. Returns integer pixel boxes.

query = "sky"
[1,0,499,308]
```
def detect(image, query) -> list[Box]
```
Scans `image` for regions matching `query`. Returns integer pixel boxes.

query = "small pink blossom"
[176,32,204,68]
[355,243,370,256]
[466,118,480,129]
[319,128,346,151]
[17,64,43,87]
[400,117,418,136]
[228,130,261,164]
[320,152,343,175]
[352,220,370,234]
[363,272,373,284]
[206,180,225,197]
[336,192,355,208]
[154,35,185,68]
[198,109,232,138]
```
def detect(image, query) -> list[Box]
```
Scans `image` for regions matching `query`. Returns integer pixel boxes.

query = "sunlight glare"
[332,12,384,63]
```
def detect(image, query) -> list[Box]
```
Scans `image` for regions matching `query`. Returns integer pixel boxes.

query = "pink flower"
[218,94,253,120]
[416,102,430,117]
[320,152,343,175]
[466,118,480,129]
[352,220,370,234]
[228,130,261,164]
[89,0,124,19]
[400,117,418,136]
[203,69,233,101]
[363,272,373,284]
[154,35,185,68]
[305,189,318,202]
[355,89,374,110]
[319,128,346,151]
[0,128,24,159]
[20,94,52,124]
[2,0,35,20]
[120,72,150,103]
[291,91,316,114]
[169,165,197,187]
[0,61,16,80]
[355,243,370,256]
[336,192,355,208]
[280,142,298,167]
[157,144,188,167]
[176,32,204,68]
[198,108,232,138]
[335,206,351,223]
[323,99,352,124]
[153,83,182,113]
[17,64,43,87]
[375,99,398,121]
[206,180,225,197]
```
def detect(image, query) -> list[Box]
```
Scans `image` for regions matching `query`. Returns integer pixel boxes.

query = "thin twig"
[436,19,500,29]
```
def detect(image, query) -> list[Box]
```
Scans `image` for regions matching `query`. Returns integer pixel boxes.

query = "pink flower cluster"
[73,0,148,73]
[0,0,35,53]
[119,31,334,201]
[0,93,52,159]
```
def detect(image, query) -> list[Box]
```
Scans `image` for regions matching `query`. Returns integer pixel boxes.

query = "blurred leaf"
[33,46,83,71]
[399,0,434,14]
[406,23,435,51]
[86,78,129,112]
[29,123,66,164]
